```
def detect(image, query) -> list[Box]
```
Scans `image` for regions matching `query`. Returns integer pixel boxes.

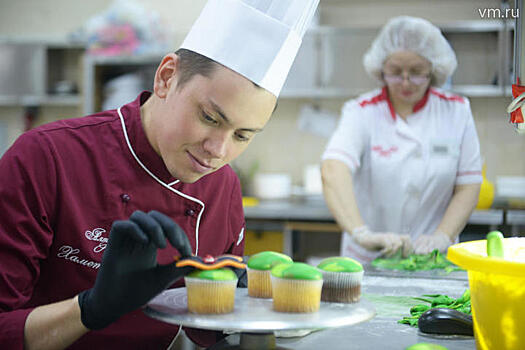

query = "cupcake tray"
[144,288,376,333]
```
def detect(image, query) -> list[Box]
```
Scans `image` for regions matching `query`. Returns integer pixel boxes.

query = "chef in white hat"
[321,16,482,264]
[0,0,319,349]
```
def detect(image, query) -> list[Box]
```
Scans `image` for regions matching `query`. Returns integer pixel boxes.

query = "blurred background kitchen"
[1,0,524,263]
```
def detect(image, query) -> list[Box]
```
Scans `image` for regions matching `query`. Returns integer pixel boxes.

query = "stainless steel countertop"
[212,272,474,350]
[506,209,525,224]
[244,198,504,225]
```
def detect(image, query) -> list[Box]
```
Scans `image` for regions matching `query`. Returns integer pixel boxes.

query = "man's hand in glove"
[413,230,452,255]
[231,265,247,288]
[352,226,412,257]
[78,210,194,330]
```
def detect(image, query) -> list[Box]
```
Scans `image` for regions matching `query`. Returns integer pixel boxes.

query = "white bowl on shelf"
[252,173,292,200]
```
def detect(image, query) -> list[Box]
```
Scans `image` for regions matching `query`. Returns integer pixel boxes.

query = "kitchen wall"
[1,0,522,190]
[237,0,524,188]
[234,96,524,190]
[0,0,206,38]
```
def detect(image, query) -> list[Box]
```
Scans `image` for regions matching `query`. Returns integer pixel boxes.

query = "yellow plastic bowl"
[447,238,525,350]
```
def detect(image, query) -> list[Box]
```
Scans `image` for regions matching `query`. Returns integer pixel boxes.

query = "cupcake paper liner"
[320,270,363,303]
[184,277,237,314]
[271,276,323,313]
[247,268,273,298]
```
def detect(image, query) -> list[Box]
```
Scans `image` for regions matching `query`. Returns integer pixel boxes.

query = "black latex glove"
[78,210,194,330]
[231,266,247,288]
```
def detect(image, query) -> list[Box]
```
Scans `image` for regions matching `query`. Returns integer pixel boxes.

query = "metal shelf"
[244,199,504,225]
[279,85,512,99]
[0,94,81,106]
[0,35,86,48]
[280,87,366,99]
[84,53,165,66]
[81,20,514,108]
[451,84,512,97]
[307,20,514,35]
[506,210,525,225]
[280,19,514,99]
[42,94,82,106]
[468,209,505,225]
[439,20,514,33]
[0,38,85,110]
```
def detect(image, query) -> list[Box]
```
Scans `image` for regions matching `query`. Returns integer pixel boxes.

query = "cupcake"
[317,257,363,303]
[270,262,323,313]
[247,251,293,298]
[184,268,238,314]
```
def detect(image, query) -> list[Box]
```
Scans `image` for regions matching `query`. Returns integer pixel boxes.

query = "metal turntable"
[144,288,376,349]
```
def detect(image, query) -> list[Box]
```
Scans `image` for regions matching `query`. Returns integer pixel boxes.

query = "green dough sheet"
[371,249,461,273]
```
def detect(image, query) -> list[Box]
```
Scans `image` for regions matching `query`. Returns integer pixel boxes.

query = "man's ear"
[153,53,180,99]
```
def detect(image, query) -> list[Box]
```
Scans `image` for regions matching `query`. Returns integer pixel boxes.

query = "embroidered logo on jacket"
[85,228,108,253]
[57,245,101,270]
[371,145,398,157]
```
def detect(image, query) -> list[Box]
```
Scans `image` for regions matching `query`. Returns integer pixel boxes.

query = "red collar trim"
[382,86,396,121]
[381,86,431,120]
[359,86,430,121]
[413,88,431,113]
[358,87,395,120]
[429,88,465,103]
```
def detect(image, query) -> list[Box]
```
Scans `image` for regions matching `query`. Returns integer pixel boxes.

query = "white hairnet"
[363,16,457,87]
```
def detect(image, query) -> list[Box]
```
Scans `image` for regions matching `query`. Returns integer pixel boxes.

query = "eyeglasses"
[382,72,430,86]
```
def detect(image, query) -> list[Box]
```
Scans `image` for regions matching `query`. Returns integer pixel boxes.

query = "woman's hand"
[413,231,452,255]
[352,226,412,257]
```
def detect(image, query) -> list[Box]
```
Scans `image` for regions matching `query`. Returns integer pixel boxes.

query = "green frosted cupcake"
[184,268,238,314]
[270,262,323,312]
[246,251,293,298]
[317,257,363,303]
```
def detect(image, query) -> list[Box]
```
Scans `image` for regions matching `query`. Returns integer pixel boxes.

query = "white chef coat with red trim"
[322,86,482,263]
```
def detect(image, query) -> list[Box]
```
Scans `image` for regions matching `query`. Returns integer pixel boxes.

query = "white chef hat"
[363,16,457,87]
[181,0,319,97]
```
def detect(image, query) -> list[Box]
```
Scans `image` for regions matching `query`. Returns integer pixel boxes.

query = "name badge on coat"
[430,138,459,158]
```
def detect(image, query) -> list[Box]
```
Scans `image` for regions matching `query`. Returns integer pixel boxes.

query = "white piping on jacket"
[166,325,182,350]
[117,107,203,255]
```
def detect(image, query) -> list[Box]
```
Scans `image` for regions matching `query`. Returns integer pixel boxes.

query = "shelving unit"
[0,94,82,107]
[281,19,514,99]
[0,37,85,107]
[83,53,164,115]
[81,19,515,112]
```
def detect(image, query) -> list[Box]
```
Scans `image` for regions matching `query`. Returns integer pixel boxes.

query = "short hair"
[174,48,219,89]
[174,48,263,90]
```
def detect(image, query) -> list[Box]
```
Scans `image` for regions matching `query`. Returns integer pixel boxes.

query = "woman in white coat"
[321,16,482,263]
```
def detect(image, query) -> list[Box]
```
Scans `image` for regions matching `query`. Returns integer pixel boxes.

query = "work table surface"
[244,198,504,225]
[214,269,475,350]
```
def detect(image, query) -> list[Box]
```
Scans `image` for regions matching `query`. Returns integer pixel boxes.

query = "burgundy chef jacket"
[0,92,246,349]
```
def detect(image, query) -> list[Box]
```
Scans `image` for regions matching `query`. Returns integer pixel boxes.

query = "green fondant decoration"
[317,256,363,272]
[486,231,504,258]
[371,249,461,273]
[247,251,293,270]
[187,268,237,281]
[398,289,471,327]
[270,262,322,280]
